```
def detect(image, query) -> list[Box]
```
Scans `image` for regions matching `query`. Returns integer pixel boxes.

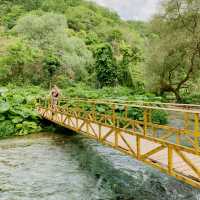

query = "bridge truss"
[37,97,200,188]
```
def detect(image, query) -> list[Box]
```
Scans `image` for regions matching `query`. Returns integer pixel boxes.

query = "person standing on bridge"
[51,85,60,111]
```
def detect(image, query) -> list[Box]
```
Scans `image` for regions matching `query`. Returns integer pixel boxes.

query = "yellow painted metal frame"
[37,97,200,189]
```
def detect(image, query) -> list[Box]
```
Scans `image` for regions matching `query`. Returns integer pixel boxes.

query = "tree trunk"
[174,89,182,103]
[160,82,182,102]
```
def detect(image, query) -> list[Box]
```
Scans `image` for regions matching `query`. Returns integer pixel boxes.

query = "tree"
[14,13,68,49]
[1,5,25,29]
[1,40,39,83]
[94,43,117,88]
[14,12,93,84]
[118,43,142,87]
[146,0,200,102]
[0,0,42,11]
[43,52,61,87]
[41,0,68,13]
[65,5,102,31]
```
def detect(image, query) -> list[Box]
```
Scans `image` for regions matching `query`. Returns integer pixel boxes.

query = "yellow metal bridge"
[37,97,200,189]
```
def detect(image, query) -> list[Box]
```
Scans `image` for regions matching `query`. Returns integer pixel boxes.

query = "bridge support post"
[194,113,199,152]
[136,135,141,160]
[184,113,189,130]
[168,145,173,175]
[92,102,96,121]
[112,104,116,126]
[125,105,128,120]
[99,124,102,141]
[115,130,118,147]
[143,109,148,136]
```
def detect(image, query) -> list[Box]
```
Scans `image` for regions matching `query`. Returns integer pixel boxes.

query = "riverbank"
[0,84,165,139]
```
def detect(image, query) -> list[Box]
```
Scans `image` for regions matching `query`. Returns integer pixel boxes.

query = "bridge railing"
[37,97,200,153]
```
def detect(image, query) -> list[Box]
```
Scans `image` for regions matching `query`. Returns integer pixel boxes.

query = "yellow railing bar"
[60,97,200,110]
[57,98,200,114]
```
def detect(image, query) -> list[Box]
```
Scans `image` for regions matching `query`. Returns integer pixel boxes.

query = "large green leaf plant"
[0,86,43,137]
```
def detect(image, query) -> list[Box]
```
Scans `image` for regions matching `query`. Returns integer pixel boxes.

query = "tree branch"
[176,51,196,91]
[175,0,194,33]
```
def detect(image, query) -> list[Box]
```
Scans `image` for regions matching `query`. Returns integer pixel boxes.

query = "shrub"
[151,110,168,125]
[94,43,118,88]
[2,5,25,29]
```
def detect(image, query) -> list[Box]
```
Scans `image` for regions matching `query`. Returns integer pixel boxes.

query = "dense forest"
[0,0,200,136]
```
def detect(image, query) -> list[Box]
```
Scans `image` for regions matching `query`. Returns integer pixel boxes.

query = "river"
[0,133,114,200]
[0,132,199,200]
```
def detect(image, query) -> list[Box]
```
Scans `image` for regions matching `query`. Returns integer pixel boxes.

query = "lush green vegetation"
[0,0,143,89]
[0,85,44,137]
[0,0,199,136]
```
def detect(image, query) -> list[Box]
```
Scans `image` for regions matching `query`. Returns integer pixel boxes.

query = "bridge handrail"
[61,98,200,114]
[60,97,200,108]
[37,96,200,113]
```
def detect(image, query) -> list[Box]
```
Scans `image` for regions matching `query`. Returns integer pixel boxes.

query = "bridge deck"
[37,98,200,189]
